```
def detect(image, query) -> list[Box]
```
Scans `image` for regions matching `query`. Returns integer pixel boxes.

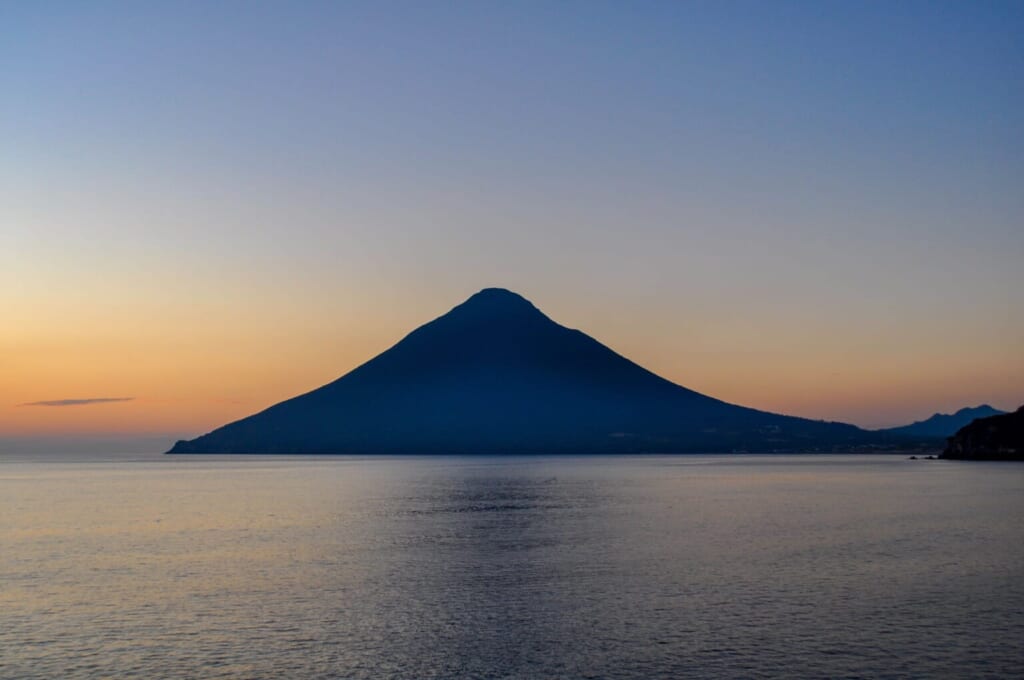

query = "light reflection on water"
[1,454,1022,678]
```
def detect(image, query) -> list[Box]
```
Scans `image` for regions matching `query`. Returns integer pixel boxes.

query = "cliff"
[942,406,1024,460]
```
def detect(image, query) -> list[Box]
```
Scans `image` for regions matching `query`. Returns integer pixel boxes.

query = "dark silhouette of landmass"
[942,406,1024,460]
[880,405,1004,438]
[170,288,925,455]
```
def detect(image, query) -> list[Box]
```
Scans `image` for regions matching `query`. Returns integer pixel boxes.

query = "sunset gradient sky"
[3,1,1022,448]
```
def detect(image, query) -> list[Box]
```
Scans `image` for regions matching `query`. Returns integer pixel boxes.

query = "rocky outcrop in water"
[942,406,1024,460]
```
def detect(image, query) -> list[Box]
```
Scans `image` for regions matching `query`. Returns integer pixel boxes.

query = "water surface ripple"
[1,454,1021,678]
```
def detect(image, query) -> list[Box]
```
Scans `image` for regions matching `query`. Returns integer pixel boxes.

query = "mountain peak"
[954,404,995,416]
[464,287,534,307]
[169,288,869,454]
[446,288,545,323]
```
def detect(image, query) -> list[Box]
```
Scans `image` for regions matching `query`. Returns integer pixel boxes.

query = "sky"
[2,1,1022,449]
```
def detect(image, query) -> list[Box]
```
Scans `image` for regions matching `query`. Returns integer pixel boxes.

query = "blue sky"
[2,1,1022,442]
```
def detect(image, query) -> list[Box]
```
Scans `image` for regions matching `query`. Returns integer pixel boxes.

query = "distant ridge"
[880,405,1005,438]
[171,288,886,454]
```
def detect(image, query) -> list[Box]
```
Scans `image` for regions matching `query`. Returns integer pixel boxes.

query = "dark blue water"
[1,454,1022,678]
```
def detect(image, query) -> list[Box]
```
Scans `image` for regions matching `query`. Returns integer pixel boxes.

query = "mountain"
[942,406,1024,460]
[169,288,873,454]
[880,405,1005,438]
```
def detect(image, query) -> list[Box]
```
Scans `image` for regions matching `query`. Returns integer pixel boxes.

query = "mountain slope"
[169,288,869,454]
[880,405,1005,438]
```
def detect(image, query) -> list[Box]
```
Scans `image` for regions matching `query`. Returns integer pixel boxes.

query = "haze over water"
[2,453,1022,678]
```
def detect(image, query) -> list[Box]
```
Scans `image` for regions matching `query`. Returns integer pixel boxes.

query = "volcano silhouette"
[169,288,867,454]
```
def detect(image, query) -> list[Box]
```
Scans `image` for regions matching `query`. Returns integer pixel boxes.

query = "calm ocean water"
[1,454,1022,679]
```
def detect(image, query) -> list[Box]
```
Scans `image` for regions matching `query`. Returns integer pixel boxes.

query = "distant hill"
[880,405,1005,438]
[169,288,875,454]
[942,406,1024,461]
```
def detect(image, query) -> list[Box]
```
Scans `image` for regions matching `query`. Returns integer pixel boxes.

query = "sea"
[1,453,1022,679]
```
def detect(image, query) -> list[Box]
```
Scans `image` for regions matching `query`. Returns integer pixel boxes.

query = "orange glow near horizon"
[3,283,1022,439]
